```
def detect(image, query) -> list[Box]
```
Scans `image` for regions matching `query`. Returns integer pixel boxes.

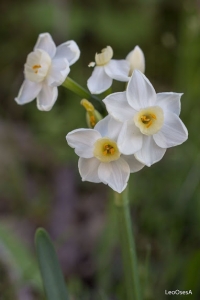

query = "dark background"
[0,0,200,299]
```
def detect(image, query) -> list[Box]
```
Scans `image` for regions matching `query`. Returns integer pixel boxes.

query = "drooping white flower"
[103,70,188,167]
[87,46,130,94]
[15,33,80,111]
[66,115,144,193]
[126,45,145,75]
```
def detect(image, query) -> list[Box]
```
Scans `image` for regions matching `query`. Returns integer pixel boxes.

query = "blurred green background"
[0,0,200,299]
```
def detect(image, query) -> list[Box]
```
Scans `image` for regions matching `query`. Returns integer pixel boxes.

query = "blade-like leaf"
[35,228,69,300]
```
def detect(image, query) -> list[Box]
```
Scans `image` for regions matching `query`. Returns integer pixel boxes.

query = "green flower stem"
[62,77,105,113]
[101,87,112,98]
[114,187,141,300]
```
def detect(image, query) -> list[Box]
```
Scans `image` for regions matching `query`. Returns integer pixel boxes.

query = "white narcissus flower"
[103,70,188,167]
[126,45,145,75]
[87,46,130,94]
[66,115,144,193]
[15,33,80,111]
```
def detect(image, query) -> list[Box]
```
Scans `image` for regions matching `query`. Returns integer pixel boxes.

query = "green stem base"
[114,187,141,300]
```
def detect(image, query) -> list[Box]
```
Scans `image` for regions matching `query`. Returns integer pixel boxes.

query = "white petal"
[78,157,101,183]
[54,40,80,66]
[34,33,56,58]
[66,129,101,158]
[37,84,58,111]
[153,111,188,148]
[118,120,143,155]
[122,154,145,173]
[98,158,130,193]
[87,66,112,94]
[134,136,166,167]
[104,59,129,81]
[126,70,156,110]
[15,79,42,105]
[156,92,182,116]
[94,115,123,141]
[103,92,136,122]
[46,58,70,87]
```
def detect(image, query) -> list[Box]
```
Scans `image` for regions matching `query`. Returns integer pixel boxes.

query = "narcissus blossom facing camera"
[87,46,130,94]
[126,45,145,75]
[15,33,80,111]
[103,70,188,167]
[66,115,144,193]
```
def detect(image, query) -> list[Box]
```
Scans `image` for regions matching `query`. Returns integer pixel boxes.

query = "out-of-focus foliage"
[0,0,200,299]
[35,228,69,300]
[0,223,42,297]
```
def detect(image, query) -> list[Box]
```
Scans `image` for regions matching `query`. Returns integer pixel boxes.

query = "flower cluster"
[68,50,188,192]
[66,70,188,192]
[15,33,188,193]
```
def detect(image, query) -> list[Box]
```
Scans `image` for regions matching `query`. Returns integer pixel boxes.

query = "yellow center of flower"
[103,144,115,155]
[95,46,113,66]
[93,138,120,162]
[141,113,156,127]
[32,64,41,74]
[134,106,164,135]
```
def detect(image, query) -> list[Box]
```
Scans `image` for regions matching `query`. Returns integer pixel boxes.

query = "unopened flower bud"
[126,46,145,75]
[81,99,102,128]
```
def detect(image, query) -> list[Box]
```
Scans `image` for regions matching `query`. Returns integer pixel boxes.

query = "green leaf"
[35,228,69,300]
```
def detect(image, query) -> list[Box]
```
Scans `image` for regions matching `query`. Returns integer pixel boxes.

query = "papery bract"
[87,46,130,94]
[80,99,102,128]
[15,33,80,111]
[103,70,188,167]
[66,115,144,193]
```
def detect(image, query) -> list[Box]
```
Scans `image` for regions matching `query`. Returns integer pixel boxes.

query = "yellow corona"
[93,138,120,162]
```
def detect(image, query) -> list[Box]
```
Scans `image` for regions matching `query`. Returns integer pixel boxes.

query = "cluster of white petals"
[87,46,130,94]
[103,70,188,167]
[15,36,188,192]
[15,33,80,111]
[66,115,144,193]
